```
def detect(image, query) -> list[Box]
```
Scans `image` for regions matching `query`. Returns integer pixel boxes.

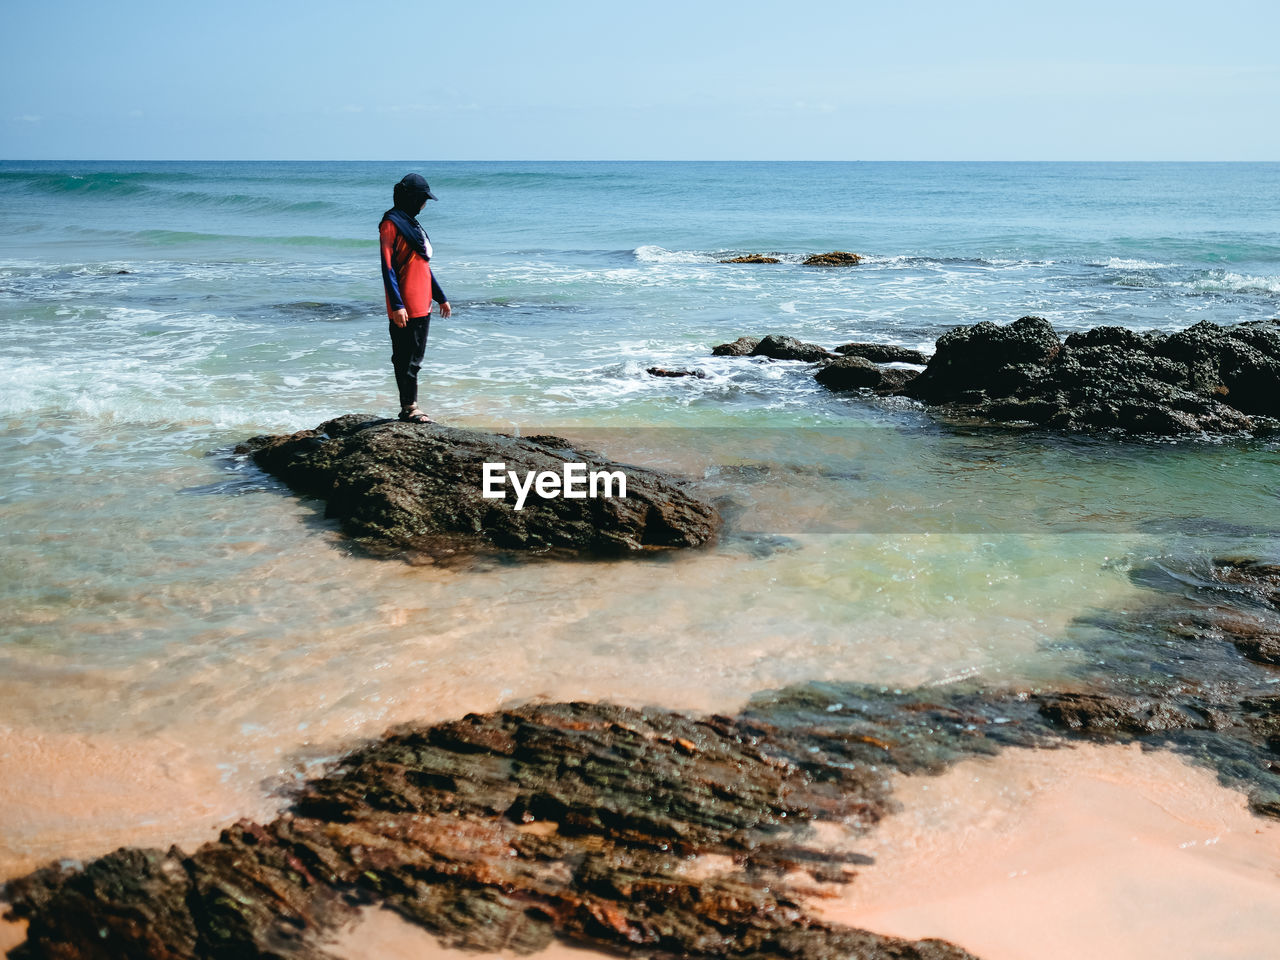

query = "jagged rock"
[834,342,929,365]
[5,698,993,960]
[237,415,720,557]
[647,366,707,379]
[905,315,1062,403]
[904,317,1280,436]
[802,251,863,266]
[3,848,204,960]
[750,335,835,363]
[719,254,780,264]
[711,336,761,356]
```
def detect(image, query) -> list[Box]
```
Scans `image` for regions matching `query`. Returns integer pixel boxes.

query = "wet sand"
[821,744,1280,960]
[0,726,289,880]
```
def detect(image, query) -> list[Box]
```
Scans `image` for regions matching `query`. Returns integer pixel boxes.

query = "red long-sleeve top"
[379,219,445,319]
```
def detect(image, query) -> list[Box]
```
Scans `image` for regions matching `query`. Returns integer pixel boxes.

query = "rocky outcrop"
[835,342,929,365]
[802,251,863,266]
[719,254,780,264]
[4,696,997,960]
[238,415,720,558]
[904,317,1280,436]
[710,318,1280,436]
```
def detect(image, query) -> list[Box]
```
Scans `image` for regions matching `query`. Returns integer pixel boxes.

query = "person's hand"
[439,301,452,319]
[391,308,408,328]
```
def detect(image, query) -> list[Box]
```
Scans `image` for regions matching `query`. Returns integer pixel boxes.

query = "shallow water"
[2,162,1280,954]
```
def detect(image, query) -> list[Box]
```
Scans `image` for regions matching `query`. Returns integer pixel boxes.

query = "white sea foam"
[1101,257,1174,270]
[1179,272,1280,296]
[633,245,716,264]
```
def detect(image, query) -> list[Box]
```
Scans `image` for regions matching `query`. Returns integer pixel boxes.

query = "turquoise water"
[1,161,1279,876]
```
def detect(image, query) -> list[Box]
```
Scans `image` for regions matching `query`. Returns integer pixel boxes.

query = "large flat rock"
[238,415,720,557]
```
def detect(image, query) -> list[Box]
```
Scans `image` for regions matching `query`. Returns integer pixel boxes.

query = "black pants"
[389,315,430,408]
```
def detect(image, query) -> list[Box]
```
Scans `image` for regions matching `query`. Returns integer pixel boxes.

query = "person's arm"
[379,221,408,326]
[430,271,451,317]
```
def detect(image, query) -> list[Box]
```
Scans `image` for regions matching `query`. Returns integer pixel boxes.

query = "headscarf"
[381,175,435,260]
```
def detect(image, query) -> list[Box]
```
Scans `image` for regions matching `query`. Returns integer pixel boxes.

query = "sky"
[2,0,1278,160]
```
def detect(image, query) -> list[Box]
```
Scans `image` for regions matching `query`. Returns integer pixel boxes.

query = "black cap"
[398,173,437,201]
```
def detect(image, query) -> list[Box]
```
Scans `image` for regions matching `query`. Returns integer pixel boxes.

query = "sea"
[2,161,1280,956]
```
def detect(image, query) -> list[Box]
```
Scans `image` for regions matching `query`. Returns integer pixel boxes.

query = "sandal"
[398,406,433,424]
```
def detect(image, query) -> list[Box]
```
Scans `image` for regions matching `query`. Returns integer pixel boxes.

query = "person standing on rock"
[379,173,451,423]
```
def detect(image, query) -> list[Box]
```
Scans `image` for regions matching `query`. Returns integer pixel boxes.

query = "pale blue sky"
[3,0,1277,159]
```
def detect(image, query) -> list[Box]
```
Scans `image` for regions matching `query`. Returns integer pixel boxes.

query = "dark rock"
[647,366,708,379]
[875,367,919,393]
[905,316,1062,404]
[711,336,761,356]
[3,847,203,960]
[905,317,1280,436]
[835,342,929,365]
[802,251,863,266]
[719,254,780,264]
[814,355,884,391]
[750,335,836,363]
[238,416,720,557]
[114,269,131,275]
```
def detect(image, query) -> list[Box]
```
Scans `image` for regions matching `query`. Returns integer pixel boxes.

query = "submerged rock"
[904,317,1280,436]
[238,415,720,558]
[646,366,708,379]
[1048,553,1280,814]
[719,254,780,264]
[802,251,863,266]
